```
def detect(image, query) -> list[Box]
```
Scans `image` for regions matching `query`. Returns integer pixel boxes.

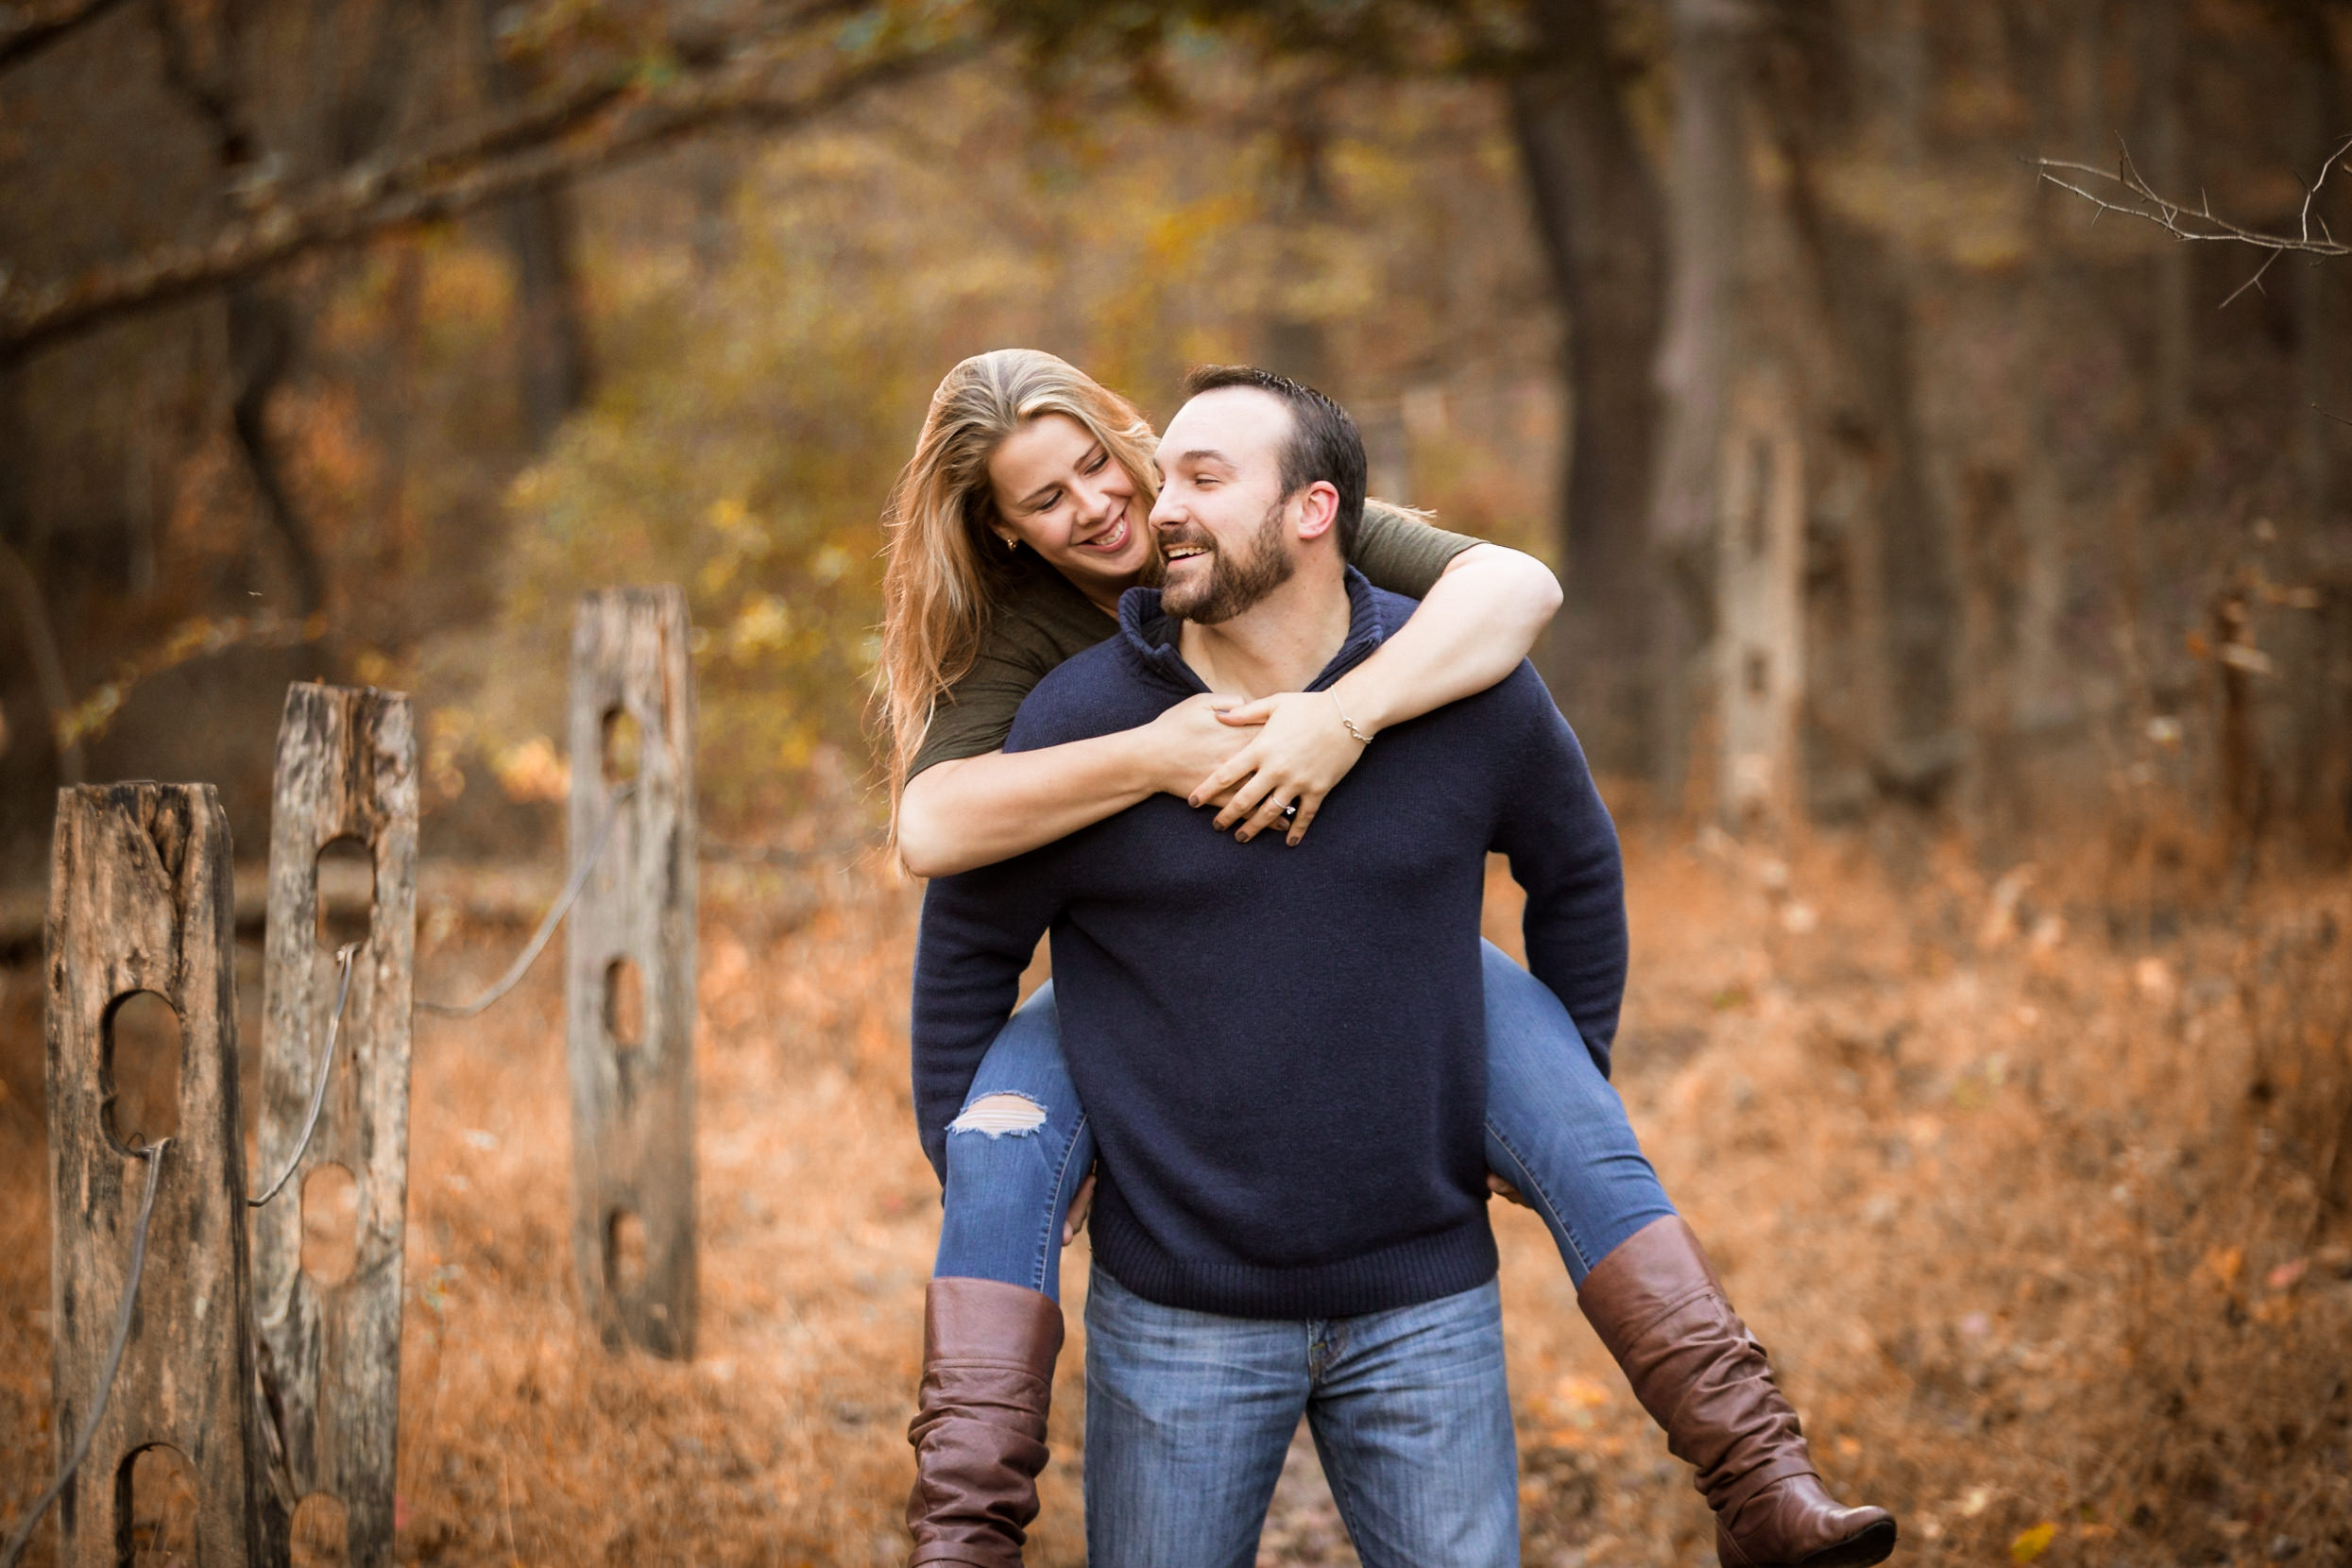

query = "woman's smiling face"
[986,413,1154,608]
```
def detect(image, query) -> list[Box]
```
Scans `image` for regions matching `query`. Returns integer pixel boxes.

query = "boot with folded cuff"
[904,1277,1065,1568]
[1577,1217,1898,1568]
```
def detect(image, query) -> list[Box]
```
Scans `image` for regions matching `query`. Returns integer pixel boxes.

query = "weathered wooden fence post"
[568,588,698,1357]
[250,683,418,1567]
[45,783,264,1566]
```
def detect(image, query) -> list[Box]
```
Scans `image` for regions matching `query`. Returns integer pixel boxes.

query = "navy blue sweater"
[912,571,1628,1319]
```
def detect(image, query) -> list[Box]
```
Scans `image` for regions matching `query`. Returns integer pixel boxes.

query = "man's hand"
[1142,693,1261,797]
[1190,690,1368,845]
[1062,1172,1097,1245]
[1487,1173,1531,1210]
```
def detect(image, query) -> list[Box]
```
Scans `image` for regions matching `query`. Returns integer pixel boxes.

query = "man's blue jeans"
[1082,1268,1519,1568]
[934,941,1676,1300]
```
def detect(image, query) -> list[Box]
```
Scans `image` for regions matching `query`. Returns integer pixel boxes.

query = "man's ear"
[1293,481,1341,543]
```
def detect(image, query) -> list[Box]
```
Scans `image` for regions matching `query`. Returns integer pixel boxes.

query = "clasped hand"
[1143,690,1370,845]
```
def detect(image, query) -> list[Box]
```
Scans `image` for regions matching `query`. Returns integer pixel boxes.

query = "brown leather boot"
[1577,1218,1897,1568]
[905,1277,1065,1568]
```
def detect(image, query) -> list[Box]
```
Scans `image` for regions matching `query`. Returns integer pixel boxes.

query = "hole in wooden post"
[101,992,180,1154]
[300,1162,361,1286]
[606,1208,648,1297]
[118,1443,197,1566]
[602,707,642,784]
[604,957,644,1053]
[314,835,376,953]
[290,1491,349,1568]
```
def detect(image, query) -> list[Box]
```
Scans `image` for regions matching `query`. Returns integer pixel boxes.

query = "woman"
[878,349,1892,1568]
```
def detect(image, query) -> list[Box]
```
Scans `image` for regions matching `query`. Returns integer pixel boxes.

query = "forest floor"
[2,824,2349,1567]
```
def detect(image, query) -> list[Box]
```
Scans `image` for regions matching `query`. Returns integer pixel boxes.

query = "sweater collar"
[1116,565,1389,697]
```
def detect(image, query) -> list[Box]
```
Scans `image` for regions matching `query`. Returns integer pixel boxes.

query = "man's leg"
[1082,1268,1310,1568]
[1305,1279,1519,1568]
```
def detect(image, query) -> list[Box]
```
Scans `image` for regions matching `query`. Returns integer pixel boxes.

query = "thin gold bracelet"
[1330,690,1374,745]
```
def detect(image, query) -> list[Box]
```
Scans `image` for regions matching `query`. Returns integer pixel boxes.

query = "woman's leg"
[1480,944,1895,1568]
[1478,942,1675,1284]
[909,983,1097,1568]
[934,981,1098,1299]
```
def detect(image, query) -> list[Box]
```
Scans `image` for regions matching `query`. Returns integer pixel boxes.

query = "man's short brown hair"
[1180,365,1368,559]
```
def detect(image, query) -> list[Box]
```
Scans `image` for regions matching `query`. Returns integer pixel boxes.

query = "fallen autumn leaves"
[0,824,2346,1565]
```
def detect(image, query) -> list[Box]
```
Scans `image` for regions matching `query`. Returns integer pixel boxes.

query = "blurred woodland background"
[5,1,2352,1565]
[0,0,2347,864]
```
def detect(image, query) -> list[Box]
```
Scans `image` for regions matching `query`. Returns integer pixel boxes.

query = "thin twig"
[2218,246,2283,309]
[1,1138,170,1568]
[247,942,358,1207]
[2035,134,2352,303]
[416,781,636,1018]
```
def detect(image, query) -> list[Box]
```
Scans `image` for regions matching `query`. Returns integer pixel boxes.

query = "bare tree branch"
[0,0,135,72]
[2037,134,2352,303]
[0,20,977,363]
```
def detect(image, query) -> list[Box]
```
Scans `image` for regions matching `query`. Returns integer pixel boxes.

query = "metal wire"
[416,779,637,1019]
[247,941,358,1209]
[2,1137,170,1568]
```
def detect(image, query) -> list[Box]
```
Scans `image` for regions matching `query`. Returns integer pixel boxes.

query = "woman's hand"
[1487,1173,1532,1210]
[1188,690,1368,845]
[1062,1172,1097,1244]
[1140,692,1262,796]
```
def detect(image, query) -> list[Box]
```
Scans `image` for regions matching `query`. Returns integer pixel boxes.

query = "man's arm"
[911,863,1063,1181]
[1488,673,1629,1074]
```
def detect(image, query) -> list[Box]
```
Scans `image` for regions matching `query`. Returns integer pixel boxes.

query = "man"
[910,365,1626,1567]
[912,368,1900,1568]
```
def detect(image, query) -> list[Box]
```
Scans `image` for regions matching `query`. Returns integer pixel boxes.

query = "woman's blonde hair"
[876,349,1160,818]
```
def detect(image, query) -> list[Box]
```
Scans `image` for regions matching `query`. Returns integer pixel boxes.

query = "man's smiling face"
[1148,387,1300,624]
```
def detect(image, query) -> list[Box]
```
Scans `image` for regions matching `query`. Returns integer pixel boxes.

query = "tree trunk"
[229,283,326,615]
[1505,0,1665,776]
[1755,2,1960,811]
[478,0,594,449]
[2139,0,2191,438]
[2287,0,2342,514]
[503,186,595,447]
[1645,0,1751,809]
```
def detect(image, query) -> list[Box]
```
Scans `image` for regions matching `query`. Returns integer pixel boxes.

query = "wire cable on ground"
[2,1137,170,1568]
[416,779,636,1019]
[247,941,357,1208]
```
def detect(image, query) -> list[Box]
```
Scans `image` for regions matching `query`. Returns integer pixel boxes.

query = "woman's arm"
[1199,541,1563,844]
[896,693,1253,878]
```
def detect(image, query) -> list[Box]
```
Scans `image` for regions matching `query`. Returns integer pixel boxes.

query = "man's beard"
[1158,499,1296,624]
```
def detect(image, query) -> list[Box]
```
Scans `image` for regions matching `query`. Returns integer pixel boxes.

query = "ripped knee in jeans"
[949,1091,1048,1138]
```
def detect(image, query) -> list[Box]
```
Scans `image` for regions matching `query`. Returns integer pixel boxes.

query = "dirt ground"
[3,825,2349,1567]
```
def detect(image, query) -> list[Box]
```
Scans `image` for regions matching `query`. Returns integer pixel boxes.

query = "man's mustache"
[1155,525,1216,555]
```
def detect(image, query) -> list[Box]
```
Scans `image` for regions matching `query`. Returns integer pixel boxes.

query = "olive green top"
[908,502,1482,778]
